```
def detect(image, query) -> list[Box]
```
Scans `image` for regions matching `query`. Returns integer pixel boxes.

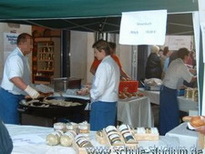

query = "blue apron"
[89,101,117,131]
[159,86,179,135]
[0,88,24,124]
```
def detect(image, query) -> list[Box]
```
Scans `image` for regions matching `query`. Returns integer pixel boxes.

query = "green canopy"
[0,0,198,34]
[0,0,198,19]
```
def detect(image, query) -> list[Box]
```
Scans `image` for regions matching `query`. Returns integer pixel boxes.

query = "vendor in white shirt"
[0,33,39,124]
[159,48,197,135]
[89,40,120,131]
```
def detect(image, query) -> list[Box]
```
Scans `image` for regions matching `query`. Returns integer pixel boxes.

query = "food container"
[53,77,68,92]
[53,77,81,92]
[185,88,198,101]
[119,80,139,93]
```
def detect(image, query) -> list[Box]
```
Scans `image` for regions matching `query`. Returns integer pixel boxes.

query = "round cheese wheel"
[46,134,60,146]
[60,135,72,147]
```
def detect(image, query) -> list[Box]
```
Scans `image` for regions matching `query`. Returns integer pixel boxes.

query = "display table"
[139,88,198,113]
[6,124,184,154]
[117,96,154,128]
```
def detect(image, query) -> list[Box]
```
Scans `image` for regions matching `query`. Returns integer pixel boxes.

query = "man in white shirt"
[89,40,120,131]
[159,48,197,135]
[0,33,39,124]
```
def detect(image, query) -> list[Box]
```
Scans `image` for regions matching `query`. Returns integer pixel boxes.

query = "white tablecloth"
[7,124,76,154]
[117,96,154,128]
[55,93,154,128]
[139,88,198,112]
[166,122,201,151]
[6,124,185,154]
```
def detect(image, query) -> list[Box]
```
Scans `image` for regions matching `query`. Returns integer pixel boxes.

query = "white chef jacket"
[90,55,120,102]
[1,47,31,95]
[163,58,193,89]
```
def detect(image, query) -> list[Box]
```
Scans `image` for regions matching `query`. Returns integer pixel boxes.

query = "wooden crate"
[134,133,159,141]
[95,129,138,147]
[72,141,88,154]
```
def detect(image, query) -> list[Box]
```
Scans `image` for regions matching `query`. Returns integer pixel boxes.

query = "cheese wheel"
[46,134,60,146]
[46,130,63,146]
[60,135,72,147]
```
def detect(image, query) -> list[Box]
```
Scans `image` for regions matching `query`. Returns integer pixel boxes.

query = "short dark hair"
[108,42,116,50]
[17,33,32,45]
[92,39,111,55]
[178,48,190,59]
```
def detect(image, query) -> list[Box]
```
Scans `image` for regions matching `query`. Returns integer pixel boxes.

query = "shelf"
[38,59,54,62]
[34,81,51,84]
[32,38,55,84]
[34,37,54,42]
[36,69,54,72]
[34,75,52,78]
[38,51,54,54]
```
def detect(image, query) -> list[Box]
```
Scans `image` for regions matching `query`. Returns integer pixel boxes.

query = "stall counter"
[6,124,185,154]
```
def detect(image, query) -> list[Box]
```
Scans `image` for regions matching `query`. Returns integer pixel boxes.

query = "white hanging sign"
[119,10,167,45]
[165,35,193,51]
[201,23,205,63]
[198,0,205,23]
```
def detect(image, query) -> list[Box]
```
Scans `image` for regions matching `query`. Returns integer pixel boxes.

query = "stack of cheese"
[46,121,90,147]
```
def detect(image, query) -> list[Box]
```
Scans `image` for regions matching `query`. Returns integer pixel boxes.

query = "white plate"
[187,122,198,130]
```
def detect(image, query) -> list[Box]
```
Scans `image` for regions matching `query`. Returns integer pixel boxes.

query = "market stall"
[0,1,204,152]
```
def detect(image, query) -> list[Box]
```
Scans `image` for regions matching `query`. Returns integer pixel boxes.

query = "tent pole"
[60,30,70,78]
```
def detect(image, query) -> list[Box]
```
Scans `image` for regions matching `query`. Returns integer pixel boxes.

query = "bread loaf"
[190,116,205,128]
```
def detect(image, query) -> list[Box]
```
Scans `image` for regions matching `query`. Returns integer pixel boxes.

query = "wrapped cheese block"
[53,122,66,133]
[135,127,159,141]
[77,121,90,134]
[66,122,78,132]
[75,134,93,148]
[118,124,136,143]
[105,126,123,145]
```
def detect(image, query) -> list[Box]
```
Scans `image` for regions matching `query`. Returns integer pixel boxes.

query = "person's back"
[145,45,162,79]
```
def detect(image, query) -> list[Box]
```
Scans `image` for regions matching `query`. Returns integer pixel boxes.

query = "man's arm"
[10,77,39,99]
[10,77,27,90]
